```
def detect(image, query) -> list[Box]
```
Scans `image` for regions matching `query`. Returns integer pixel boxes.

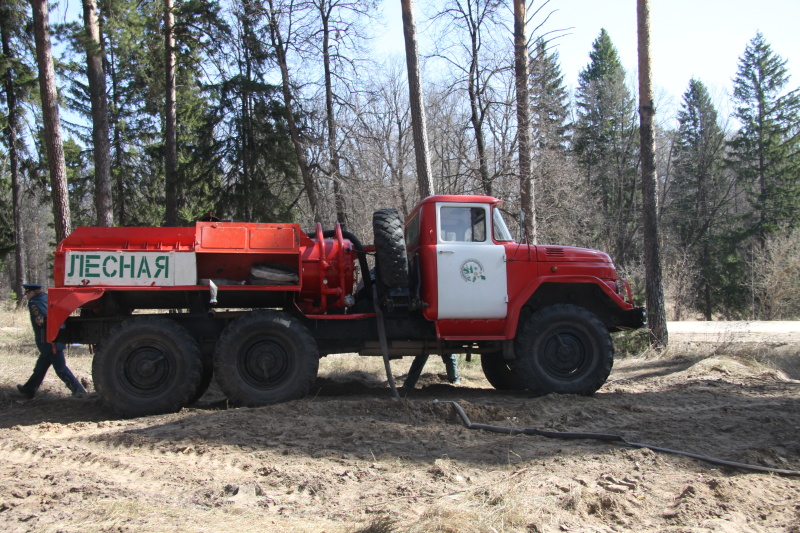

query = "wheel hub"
[126,347,169,391]
[242,340,289,386]
[545,332,585,375]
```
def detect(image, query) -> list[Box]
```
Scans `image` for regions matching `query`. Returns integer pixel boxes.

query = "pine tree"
[529,38,570,153]
[128,0,226,225]
[31,0,71,241]
[99,0,153,226]
[666,79,732,319]
[514,0,534,242]
[208,0,300,223]
[164,0,178,225]
[728,32,800,244]
[0,0,35,302]
[59,0,164,227]
[81,0,113,226]
[574,29,640,267]
[638,0,667,346]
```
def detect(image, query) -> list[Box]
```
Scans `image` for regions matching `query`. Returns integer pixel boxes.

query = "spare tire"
[372,208,409,289]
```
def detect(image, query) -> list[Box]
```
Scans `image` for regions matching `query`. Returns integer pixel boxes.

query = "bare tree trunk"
[107,40,126,225]
[164,0,178,226]
[702,242,712,320]
[400,0,434,198]
[464,3,491,196]
[514,0,535,243]
[1,1,27,305]
[320,1,347,226]
[31,0,71,242]
[241,59,252,222]
[637,0,668,347]
[266,0,321,223]
[82,0,113,226]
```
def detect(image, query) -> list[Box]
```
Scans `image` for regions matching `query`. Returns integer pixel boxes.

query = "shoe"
[72,391,89,399]
[450,378,461,385]
[16,384,35,399]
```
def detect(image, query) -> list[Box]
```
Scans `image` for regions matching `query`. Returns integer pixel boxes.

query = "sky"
[51,0,800,123]
[377,0,800,119]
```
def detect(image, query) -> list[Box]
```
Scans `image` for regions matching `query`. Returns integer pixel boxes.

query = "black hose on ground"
[434,400,800,476]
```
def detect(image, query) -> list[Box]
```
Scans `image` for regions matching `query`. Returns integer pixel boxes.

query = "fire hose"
[373,284,401,400]
[434,400,800,476]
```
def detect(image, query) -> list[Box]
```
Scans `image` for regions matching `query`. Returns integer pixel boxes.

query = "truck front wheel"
[92,317,203,417]
[513,304,613,396]
[213,310,319,406]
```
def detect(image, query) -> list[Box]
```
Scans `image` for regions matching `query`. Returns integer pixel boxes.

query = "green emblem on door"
[460,259,486,283]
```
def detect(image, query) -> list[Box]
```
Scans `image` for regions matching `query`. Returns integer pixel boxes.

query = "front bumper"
[610,306,647,331]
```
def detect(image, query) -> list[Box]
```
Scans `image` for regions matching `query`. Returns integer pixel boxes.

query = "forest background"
[1,0,800,322]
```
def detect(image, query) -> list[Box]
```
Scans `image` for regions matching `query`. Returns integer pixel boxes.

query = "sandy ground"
[0,323,799,532]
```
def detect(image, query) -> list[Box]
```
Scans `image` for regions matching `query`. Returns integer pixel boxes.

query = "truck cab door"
[435,203,507,319]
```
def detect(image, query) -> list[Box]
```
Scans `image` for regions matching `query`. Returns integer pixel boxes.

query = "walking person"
[16,284,87,399]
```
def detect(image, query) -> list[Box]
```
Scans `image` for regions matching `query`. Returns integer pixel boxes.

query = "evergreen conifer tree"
[529,38,570,153]
[574,29,640,267]
[666,78,733,319]
[0,0,35,301]
[728,32,800,244]
[210,0,300,223]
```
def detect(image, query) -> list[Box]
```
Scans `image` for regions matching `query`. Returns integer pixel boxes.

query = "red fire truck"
[47,195,645,416]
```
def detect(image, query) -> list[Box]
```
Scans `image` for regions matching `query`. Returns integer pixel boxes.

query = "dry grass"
[0,304,94,403]
[319,353,487,387]
[631,333,800,382]
[351,470,595,533]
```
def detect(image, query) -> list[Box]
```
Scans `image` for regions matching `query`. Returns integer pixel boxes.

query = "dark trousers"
[403,353,458,389]
[24,342,86,394]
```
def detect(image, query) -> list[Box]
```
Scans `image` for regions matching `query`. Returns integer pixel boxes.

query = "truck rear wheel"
[372,208,409,289]
[480,352,527,390]
[213,310,319,406]
[92,317,202,417]
[513,304,613,396]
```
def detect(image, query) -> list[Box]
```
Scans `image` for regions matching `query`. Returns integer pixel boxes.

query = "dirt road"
[668,321,800,344]
[1,333,799,532]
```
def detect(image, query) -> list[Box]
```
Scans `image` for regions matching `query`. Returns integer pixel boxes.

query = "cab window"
[492,208,514,241]
[405,212,420,249]
[440,206,486,243]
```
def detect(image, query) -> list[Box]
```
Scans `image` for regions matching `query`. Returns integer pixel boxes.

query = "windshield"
[492,208,514,242]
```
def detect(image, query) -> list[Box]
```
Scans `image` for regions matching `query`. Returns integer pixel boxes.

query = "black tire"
[190,350,214,404]
[213,310,319,407]
[372,208,409,289]
[92,317,202,417]
[513,304,613,396]
[480,351,527,390]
